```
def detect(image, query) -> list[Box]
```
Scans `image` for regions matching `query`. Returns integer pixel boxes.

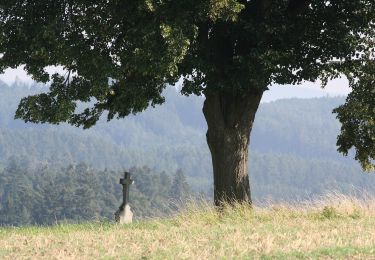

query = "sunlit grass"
[1,193,375,259]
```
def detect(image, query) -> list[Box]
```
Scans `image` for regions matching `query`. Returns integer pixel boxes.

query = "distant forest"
[1,81,375,225]
[0,158,191,226]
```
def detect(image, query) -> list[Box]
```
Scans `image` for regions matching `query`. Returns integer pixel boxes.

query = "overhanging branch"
[287,0,311,16]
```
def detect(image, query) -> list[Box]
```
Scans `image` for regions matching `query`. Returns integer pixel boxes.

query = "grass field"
[1,194,375,259]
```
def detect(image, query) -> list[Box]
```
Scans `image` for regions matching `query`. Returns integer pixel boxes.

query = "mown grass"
[1,193,375,259]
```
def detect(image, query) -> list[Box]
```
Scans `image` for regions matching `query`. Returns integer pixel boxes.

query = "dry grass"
[1,193,375,259]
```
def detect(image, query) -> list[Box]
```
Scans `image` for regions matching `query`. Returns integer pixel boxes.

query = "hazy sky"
[0,66,351,102]
[263,77,350,102]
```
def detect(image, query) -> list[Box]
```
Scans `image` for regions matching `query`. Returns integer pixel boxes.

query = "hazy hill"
[0,82,373,201]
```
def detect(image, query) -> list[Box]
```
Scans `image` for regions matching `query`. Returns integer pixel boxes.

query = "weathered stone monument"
[114,172,134,224]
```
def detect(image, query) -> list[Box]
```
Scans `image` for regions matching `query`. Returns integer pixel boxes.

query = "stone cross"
[120,172,133,206]
[115,172,134,224]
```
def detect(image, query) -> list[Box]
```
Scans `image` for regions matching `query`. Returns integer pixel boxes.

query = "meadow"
[1,194,375,259]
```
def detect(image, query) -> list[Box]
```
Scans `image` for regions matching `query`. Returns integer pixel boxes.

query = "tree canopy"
[1,1,375,170]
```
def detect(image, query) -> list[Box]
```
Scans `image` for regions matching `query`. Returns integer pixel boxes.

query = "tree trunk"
[203,90,263,206]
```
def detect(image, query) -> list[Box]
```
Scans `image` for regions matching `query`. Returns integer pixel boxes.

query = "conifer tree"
[170,169,190,202]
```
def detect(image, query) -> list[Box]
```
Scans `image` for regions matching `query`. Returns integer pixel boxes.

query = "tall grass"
[1,193,375,259]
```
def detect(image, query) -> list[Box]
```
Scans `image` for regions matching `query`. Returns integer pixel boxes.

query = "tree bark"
[203,90,263,206]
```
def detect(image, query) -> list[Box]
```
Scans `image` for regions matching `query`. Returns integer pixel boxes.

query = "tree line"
[0,158,192,226]
[1,83,375,210]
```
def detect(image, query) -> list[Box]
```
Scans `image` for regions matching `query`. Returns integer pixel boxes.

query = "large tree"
[1,1,375,206]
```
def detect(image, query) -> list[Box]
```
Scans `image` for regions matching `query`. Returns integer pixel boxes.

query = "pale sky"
[0,66,351,102]
[0,66,65,85]
[263,77,350,102]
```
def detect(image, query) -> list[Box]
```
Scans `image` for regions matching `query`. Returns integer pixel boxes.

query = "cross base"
[115,204,133,224]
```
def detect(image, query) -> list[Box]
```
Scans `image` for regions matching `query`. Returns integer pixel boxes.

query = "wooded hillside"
[0,81,374,225]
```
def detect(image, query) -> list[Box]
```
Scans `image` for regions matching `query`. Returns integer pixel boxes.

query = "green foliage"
[169,169,191,202]
[334,62,375,171]
[207,0,244,22]
[0,159,193,226]
[321,206,339,219]
[1,1,375,170]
